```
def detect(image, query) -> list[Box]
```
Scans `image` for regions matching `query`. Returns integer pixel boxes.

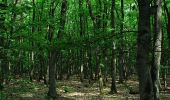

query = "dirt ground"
[1,75,170,100]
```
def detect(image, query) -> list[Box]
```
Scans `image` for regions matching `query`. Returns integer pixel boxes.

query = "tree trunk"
[30,0,36,81]
[151,0,162,99]
[47,0,57,98]
[0,0,8,85]
[137,0,153,99]
[79,0,84,82]
[163,0,169,89]
[119,0,125,84]
[163,0,170,48]
[110,42,117,93]
[48,0,67,98]
[110,0,117,94]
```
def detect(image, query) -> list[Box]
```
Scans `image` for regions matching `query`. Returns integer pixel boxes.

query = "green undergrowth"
[1,78,47,100]
[1,77,170,100]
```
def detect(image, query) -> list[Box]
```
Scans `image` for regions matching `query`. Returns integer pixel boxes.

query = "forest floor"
[1,75,170,100]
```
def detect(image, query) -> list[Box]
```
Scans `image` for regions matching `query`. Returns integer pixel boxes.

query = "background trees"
[0,0,170,99]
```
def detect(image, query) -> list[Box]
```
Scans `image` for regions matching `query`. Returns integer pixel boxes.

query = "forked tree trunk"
[47,0,57,98]
[48,0,67,98]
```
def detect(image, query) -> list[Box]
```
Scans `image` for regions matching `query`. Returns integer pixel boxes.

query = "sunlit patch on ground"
[1,76,170,100]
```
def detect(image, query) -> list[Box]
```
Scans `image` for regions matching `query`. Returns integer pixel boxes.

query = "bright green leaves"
[37,0,45,3]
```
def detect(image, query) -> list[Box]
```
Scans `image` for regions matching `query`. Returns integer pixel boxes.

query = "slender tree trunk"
[30,0,36,81]
[110,42,117,93]
[79,0,84,82]
[151,0,162,100]
[163,0,169,89]
[0,0,7,85]
[119,0,125,84]
[163,0,170,48]
[137,0,153,99]
[110,0,117,94]
[37,1,45,82]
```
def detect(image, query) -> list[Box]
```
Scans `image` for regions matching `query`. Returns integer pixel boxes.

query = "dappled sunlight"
[19,93,34,98]
[2,77,170,100]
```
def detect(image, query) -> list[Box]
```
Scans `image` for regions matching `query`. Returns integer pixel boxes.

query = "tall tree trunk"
[110,42,117,93]
[30,0,36,81]
[137,0,153,99]
[163,0,170,48]
[119,0,125,83]
[0,0,8,85]
[110,0,117,94]
[47,0,57,98]
[163,0,170,89]
[151,0,162,100]
[48,0,67,98]
[79,0,84,82]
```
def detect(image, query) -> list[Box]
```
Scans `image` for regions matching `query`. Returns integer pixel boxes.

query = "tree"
[151,0,162,99]
[0,0,8,86]
[30,0,36,82]
[110,0,117,94]
[79,0,85,82]
[119,0,125,83]
[163,0,170,48]
[48,0,68,98]
[137,0,153,99]
[47,0,57,98]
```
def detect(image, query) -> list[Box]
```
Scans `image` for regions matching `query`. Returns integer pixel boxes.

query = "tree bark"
[30,0,36,81]
[163,0,170,48]
[110,42,117,93]
[110,0,117,94]
[0,0,8,85]
[151,0,162,99]
[137,0,153,99]
[48,0,67,98]
[119,0,125,83]
[79,0,84,82]
[47,0,57,98]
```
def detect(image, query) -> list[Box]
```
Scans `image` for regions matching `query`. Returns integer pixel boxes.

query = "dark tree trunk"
[163,0,170,48]
[110,42,117,94]
[48,50,57,98]
[110,0,117,94]
[47,0,57,98]
[48,0,67,98]
[137,0,153,99]
[79,0,84,82]
[163,0,169,90]
[119,0,125,84]
[0,0,8,85]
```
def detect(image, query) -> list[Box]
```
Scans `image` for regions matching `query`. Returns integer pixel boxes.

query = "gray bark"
[151,0,162,100]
